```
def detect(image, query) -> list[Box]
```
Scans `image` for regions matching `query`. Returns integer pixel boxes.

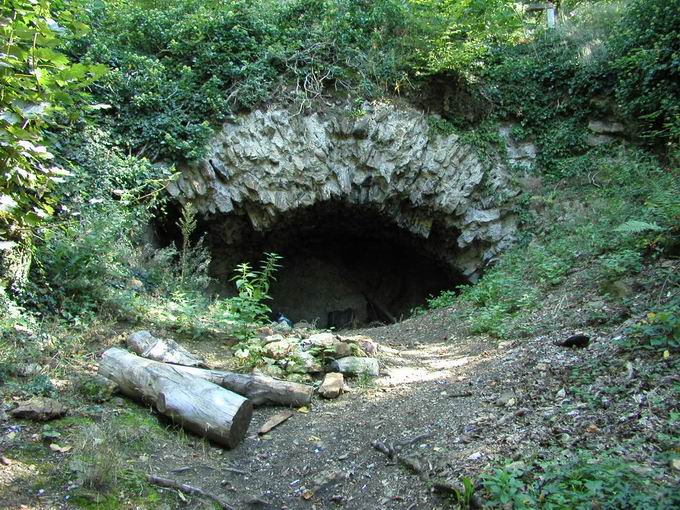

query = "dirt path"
[2,298,675,509]
[147,320,491,509]
[134,309,600,510]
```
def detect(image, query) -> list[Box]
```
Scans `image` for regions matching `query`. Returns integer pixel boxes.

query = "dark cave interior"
[157,201,465,329]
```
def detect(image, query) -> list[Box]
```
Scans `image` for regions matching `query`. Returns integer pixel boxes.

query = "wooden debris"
[147,474,234,510]
[171,365,313,407]
[127,330,208,367]
[258,410,294,435]
[99,348,252,448]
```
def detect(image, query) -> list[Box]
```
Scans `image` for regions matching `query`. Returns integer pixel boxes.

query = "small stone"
[339,335,379,355]
[264,340,293,359]
[262,334,285,345]
[332,341,352,359]
[330,357,379,377]
[319,373,344,399]
[10,398,67,421]
[556,388,567,399]
[586,424,599,434]
[312,469,345,491]
[495,392,515,407]
[467,451,482,461]
[671,459,680,471]
[256,327,274,338]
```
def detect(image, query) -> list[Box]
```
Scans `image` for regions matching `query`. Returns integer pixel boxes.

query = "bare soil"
[1,267,678,509]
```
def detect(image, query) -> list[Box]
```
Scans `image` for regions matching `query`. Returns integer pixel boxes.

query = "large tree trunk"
[172,366,313,407]
[99,348,252,448]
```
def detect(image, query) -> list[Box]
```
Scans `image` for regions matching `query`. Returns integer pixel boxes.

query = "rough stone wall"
[168,101,519,279]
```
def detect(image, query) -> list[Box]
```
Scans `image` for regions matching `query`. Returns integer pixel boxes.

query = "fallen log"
[172,366,313,407]
[99,348,252,448]
[127,330,208,368]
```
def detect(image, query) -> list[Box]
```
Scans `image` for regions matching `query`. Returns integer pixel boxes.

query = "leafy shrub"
[24,374,55,397]
[610,0,680,147]
[78,0,413,160]
[229,252,282,339]
[27,202,147,317]
[620,305,680,354]
[0,0,105,242]
[597,248,643,279]
[482,450,680,509]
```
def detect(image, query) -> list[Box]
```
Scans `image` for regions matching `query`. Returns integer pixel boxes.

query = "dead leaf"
[258,411,294,435]
[49,443,72,453]
[297,406,310,414]
[301,489,314,500]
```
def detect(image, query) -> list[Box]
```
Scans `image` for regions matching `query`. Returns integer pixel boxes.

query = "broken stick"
[147,475,234,510]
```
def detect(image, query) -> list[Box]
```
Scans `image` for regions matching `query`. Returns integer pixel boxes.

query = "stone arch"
[168,101,518,285]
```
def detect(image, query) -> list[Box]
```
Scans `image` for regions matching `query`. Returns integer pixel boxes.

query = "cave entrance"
[196,202,466,330]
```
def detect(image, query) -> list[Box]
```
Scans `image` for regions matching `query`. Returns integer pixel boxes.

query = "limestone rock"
[173,102,519,280]
[10,397,67,421]
[305,333,336,349]
[297,350,323,373]
[319,373,344,399]
[330,357,379,377]
[262,334,286,345]
[264,340,294,360]
[587,133,615,147]
[588,119,625,134]
[340,335,378,355]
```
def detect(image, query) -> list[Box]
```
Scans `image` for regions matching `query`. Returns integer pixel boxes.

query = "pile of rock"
[252,328,380,384]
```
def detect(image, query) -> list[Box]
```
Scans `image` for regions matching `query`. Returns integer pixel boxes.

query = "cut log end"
[226,399,253,448]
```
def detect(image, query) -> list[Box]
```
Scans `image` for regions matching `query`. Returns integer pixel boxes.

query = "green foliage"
[78,0,413,160]
[229,252,282,339]
[597,248,643,279]
[620,305,680,354]
[482,451,680,509]
[175,202,211,291]
[26,201,148,317]
[0,0,105,242]
[423,146,679,339]
[415,0,526,78]
[611,0,680,147]
[25,374,55,396]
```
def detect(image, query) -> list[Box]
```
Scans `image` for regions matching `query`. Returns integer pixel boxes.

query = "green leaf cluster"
[1,0,105,241]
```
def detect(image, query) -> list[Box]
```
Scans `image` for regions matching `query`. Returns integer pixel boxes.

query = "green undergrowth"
[482,450,680,510]
[422,143,679,339]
